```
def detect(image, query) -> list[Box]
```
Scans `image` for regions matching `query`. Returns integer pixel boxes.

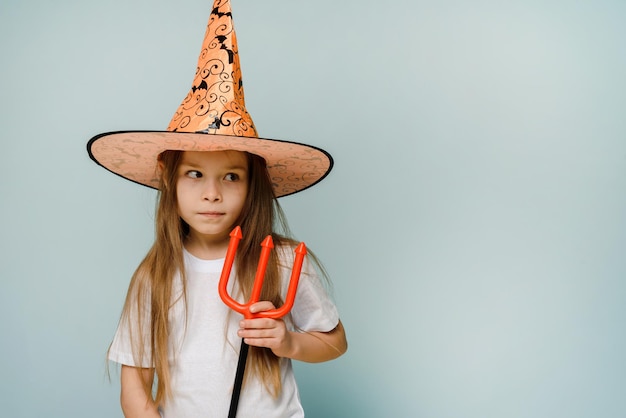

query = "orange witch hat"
[87,0,332,198]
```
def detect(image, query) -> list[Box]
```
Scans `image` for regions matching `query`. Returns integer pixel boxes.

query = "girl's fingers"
[238,327,278,339]
[248,301,276,313]
[239,317,277,330]
[239,301,289,350]
[238,317,287,340]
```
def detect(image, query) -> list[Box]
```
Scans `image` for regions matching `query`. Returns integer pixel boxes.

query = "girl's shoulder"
[274,242,298,262]
[274,240,323,280]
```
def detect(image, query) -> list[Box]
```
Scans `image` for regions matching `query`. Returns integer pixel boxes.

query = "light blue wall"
[1,0,625,417]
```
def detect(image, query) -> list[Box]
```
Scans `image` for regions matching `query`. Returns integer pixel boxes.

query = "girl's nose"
[202,180,222,202]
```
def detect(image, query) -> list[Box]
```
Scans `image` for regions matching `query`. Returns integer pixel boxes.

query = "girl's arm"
[239,302,348,363]
[284,320,348,363]
[120,365,161,418]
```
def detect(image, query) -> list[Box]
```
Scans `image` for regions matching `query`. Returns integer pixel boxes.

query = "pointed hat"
[87,0,332,198]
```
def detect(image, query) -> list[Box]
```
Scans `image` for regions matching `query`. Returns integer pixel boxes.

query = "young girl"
[108,149,347,416]
[87,1,347,416]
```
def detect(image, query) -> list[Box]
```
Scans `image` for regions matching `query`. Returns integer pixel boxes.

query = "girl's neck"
[183,235,229,260]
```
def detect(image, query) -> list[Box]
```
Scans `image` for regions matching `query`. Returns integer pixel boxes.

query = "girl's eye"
[186,170,202,179]
[224,173,240,181]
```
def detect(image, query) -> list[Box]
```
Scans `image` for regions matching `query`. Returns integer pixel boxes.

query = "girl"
[108,149,347,416]
[87,1,346,415]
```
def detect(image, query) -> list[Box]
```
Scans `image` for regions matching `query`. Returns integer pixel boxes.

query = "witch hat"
[87,0,332,197]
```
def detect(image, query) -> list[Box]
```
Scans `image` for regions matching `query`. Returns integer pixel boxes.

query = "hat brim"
[87,131,333,198]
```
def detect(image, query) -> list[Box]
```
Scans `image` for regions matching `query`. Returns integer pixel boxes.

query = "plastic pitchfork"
[218,226,307,418]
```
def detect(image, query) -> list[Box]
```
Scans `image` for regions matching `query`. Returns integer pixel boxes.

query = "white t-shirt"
[109,246,339,417]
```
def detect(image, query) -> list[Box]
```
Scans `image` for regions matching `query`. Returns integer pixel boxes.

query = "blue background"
[1,0,625,416]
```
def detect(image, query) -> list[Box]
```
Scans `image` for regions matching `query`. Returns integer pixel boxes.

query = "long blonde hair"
[116,150,304,405]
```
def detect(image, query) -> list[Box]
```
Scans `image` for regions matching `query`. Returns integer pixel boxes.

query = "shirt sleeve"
[279,247,340,333]
[108,284,153,368]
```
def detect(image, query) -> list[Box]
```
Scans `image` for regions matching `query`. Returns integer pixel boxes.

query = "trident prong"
[218,226,307,319]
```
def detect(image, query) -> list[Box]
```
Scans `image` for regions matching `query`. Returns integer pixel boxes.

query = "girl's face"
[176,150,249,248]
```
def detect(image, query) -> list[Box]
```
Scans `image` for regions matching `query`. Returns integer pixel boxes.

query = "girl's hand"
[239,301,348,363]
[238,301,294,358]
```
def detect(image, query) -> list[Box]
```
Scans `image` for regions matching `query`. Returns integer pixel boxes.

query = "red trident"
[218,226,307,418]
[218,226,307,319]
